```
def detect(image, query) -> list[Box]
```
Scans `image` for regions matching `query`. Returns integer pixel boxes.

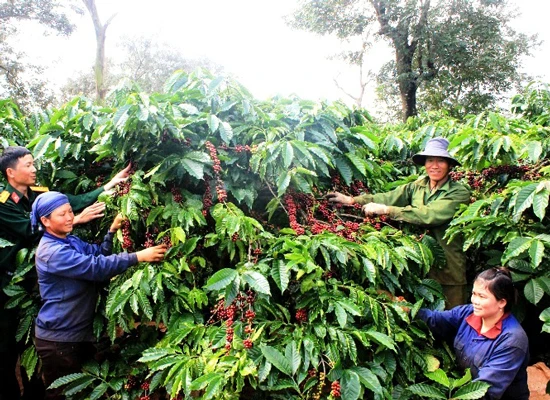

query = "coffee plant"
[1,71,550,399]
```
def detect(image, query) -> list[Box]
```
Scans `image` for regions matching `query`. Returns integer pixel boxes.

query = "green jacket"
[0,184,104,288]
[353,176,471,285]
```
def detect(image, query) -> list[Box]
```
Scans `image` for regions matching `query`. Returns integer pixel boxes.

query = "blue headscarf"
[31,191,70,232]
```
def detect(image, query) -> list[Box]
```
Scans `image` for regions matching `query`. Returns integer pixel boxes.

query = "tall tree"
[60,36,225,100]
[82,0,116,103]
[0,0,78,111]
[289,0,536,121]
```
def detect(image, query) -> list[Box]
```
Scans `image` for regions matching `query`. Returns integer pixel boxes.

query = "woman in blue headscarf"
[31,191,167,400]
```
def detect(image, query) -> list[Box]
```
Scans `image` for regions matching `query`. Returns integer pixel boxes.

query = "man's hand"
[109,214,125,233]
[326,192,355,205]
[73,202,106,225]
[136,244,167,263]
[362,202,389,216]
[104,164,132,191]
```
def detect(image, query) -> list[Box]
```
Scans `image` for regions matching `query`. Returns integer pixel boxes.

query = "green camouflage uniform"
[353,176,471,307]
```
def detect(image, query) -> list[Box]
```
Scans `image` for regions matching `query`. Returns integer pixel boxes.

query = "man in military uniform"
[328,137,471,308]
[0,146,130,400]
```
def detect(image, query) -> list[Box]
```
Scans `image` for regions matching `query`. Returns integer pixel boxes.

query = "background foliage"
[1,73,549,399]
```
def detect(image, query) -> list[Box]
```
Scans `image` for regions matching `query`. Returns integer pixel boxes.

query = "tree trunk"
[82,0,115,103]
[395,44,418,122]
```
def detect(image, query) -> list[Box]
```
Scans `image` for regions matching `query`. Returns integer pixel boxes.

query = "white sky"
[13,0,550,113]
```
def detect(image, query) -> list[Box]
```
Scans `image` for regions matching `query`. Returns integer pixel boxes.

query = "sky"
[14,0,550,115]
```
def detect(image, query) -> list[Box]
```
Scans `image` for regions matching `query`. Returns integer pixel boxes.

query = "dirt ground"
[529,362,550,399]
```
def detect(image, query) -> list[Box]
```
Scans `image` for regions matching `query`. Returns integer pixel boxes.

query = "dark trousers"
[35,338,95,400]
[0,296,21,400]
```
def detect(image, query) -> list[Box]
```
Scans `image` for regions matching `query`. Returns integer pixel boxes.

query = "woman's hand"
[109,214,125,232]
[104,164,132,191]
[362,202,389,216]
[136,244,167,263]
[326,192,355,205]
[73,202,106,225]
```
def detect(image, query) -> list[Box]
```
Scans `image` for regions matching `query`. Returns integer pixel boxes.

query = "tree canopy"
[289,0,537,121]
[0,0,79,111]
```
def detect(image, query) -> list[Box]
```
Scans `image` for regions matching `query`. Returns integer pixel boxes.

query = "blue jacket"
[418,305,529,400]
[35,231,138,342]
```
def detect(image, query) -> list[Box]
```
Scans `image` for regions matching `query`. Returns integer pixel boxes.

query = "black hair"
[475,267,516,312]
[0,146,32,179]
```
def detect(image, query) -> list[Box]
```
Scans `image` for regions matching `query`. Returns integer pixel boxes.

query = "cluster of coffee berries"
[209,291,257,352]
[121,220,134,251]
[331,380,341,397]
[138,381,151,400]
[95,175,105,188]
[161,235,172,249]
[171,186,183,203]
[202,174,213,215]
[116,180,131,197]
[143,232,155,248]
[284,194,305,235]
[128,161,138,175]
[233,144,252,153]
[295,308,308,323]
[350,180,366,196]
[124,375,138,390]
[311,371,326,400]
[205,141,227,203]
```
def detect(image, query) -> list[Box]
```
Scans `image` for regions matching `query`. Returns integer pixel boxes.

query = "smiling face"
[424,156,451,183]
[40,203,74,238]
[6,154,37,188]
[471,279,507,319]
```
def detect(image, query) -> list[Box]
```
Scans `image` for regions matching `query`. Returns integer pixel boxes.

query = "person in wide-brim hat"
[412,137,461,167]
[326,136,471,309]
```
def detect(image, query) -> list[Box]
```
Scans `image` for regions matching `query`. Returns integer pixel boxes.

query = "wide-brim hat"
[412,137,461,167]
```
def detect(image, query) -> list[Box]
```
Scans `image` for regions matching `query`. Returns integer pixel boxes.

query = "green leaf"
[207,114,220,133]
[285,341,301,375]
[513,183,537,221]
[407,383,446,399]
[20,345,38,379]
[349,366,382,395]
[89,382,109,400]
[451,369,472,390]
[277,171,291,197]
[62,375,97,395]
[364,330,396,352]
[540,307,550,334]
[335,156,353,185]
[425,369,450,388]
[533,187,549,221]
[219,121,233,144]
[203,374,224,400]
[261,345,292,376]
[526,140,543,163]
[113,104,131,129]
[272,260,290,293]
[346,153,366,176]
[190,372,224,391]
[334,302,348,328]
[205,268,238,291]
[49,373,88,389]
[283,142,294,169]
[242,271,271,295]
[502,237,531,263]
[528,239,545,269]
[341,370,361,400]
[0,238,14,248]
[452,380,491,399]
[524,279,544,305]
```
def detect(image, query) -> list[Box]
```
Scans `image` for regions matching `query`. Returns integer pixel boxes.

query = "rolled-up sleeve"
[387,184,470,227]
